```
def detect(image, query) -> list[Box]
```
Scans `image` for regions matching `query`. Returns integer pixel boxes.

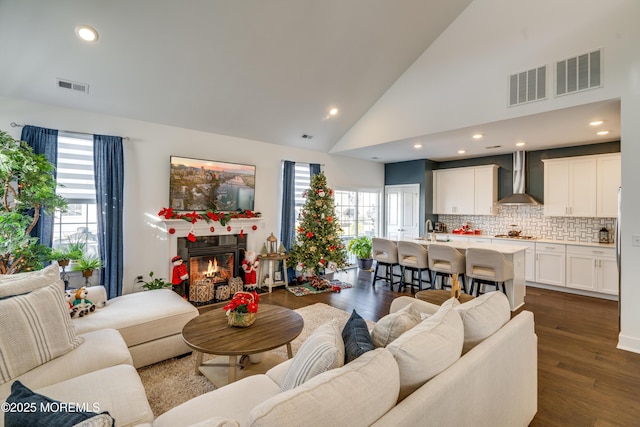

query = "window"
[335,189,380,264]
[293,163,311,228]
[53,132,99,258]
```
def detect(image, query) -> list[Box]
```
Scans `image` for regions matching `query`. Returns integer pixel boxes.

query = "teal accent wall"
[384,141,620,213]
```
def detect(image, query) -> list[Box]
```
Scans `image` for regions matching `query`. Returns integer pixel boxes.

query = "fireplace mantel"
[161,218,263,261]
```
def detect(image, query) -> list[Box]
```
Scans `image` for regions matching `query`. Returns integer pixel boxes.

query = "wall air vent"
[509,65,546,106]
[56,78,89,94]
[555,49,602,96]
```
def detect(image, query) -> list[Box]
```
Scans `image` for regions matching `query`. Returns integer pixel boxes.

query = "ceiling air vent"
[555,49,601,96]
[301,134,313,140]
[509,65,546,106]
[56,78,89,94]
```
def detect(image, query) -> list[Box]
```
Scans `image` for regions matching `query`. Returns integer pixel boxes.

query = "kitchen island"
[405,239,527,311]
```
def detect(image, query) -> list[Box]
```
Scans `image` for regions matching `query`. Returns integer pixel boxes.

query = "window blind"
[56,132,95,203]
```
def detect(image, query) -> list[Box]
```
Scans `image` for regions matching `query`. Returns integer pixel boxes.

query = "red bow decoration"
[158,207,174,219]
[184,211,201,224]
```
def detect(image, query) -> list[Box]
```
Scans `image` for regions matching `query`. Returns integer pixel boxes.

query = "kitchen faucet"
[425,220,433,240]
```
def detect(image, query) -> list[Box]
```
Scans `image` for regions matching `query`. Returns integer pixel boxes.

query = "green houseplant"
[72,255,102,277]
[347,235,373,270]
[0,130,68,273]
[141,271,172,290]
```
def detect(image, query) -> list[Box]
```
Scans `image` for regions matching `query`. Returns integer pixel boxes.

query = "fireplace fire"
[177,234,246,305]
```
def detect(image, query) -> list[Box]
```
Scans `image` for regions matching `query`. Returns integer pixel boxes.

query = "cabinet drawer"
[566,245,615,257]
[535,242,565,253]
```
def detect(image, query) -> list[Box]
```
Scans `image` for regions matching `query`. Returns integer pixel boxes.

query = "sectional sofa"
[1,263,537,426]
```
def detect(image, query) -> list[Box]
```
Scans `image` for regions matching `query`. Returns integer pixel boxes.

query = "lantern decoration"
[267,233,278,256]
[599,227,610,243]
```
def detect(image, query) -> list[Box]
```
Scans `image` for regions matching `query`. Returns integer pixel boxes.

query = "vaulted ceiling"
[0,0,620,163]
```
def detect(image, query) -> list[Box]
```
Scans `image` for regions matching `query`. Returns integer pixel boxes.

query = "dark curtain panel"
[20,125,58,248]
[281,161,296,251]
[310,163,321,177]
[93,134,124,298]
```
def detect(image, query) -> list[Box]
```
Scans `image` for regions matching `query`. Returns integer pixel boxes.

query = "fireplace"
[177,234,246,304]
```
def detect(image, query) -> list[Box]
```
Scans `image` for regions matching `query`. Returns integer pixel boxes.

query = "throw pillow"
[371,302,421,348]
[281,319,345,391]
[386,297,464,401]
[0,283,84,385]
[342,309,375,363]
[0,263,64,298]
[455,291,511,353]
[4,380,114,427]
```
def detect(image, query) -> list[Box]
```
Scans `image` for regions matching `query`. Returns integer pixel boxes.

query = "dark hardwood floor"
[203,268,640,426]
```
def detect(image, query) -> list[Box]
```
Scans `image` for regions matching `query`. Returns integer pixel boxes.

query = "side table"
[257,254,289,293]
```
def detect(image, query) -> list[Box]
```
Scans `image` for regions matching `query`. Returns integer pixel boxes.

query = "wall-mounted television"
[169,156,255,211]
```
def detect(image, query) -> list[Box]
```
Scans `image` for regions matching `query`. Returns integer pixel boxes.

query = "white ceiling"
[0,0,620,163]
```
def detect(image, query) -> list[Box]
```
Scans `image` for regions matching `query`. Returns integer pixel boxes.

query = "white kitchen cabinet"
[535,243,565,286]
[433,165,497,215]
[596,153,621,218]
[566,245,618,295]
[543,153,620,218]
[474,165,499,215]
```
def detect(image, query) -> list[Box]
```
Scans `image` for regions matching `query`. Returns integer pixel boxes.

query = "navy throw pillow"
[4,380,114,427]
[342,309,375,364]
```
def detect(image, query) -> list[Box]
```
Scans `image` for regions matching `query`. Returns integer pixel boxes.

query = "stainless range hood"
[498,151,541,205]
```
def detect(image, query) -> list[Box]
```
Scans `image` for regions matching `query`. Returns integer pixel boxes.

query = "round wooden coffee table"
[182,304,303,386]
[415,289,474,305]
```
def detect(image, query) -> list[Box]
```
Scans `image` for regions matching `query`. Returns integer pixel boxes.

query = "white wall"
[334,0,640,354]
[0,96,384,293]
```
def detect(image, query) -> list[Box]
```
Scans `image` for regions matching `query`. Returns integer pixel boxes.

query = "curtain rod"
[10,122,130,141]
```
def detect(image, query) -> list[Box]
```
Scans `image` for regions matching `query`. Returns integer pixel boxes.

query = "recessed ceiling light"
[76,25,98,42]
[457,149,466,154]
[590,120,604,126]
[329,108,339,116]
[472,134,483,140]
[597,130,610,136]
[414,144,422,149]
[516,142,526,147]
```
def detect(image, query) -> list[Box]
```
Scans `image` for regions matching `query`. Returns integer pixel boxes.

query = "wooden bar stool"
[427,243,466,293]
[397,241,432,292]
[371,238,401,290]
[465,247,513,297]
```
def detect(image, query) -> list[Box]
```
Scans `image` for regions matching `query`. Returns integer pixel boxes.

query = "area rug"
[137,303,374,417]
[285,280,353,297]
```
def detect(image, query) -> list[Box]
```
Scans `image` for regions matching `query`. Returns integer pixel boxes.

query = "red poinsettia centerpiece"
[223,291,260,327]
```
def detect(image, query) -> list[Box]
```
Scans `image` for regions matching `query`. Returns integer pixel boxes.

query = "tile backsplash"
[438,205,616,243]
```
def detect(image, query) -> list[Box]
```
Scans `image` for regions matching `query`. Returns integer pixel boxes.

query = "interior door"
[385,184,419,240]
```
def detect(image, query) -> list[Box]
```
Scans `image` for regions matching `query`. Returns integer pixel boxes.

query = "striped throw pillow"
[281,319,345,391]
[0,283,84,384]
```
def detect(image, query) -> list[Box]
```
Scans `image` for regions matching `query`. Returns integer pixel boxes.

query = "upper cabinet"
[543,153,620,218]
[433,165,498,215]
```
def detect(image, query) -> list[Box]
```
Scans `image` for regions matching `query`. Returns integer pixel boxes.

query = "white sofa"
[0,264,196,426]
[153,293,538,427]
[2,263,537,427]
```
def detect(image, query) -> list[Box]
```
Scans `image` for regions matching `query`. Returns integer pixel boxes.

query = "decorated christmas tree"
[289,172,348,277]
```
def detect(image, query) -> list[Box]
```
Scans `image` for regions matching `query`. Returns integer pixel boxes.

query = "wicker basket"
[226,291,257,327]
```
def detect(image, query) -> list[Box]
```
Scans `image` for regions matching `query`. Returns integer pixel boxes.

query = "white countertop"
[430,233,615,249]
[406,238,527,254]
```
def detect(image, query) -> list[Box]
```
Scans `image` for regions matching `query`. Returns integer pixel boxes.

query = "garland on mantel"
[158,207,262,241]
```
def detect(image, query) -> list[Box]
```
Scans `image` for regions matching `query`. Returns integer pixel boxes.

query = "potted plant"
[72,255,102,277]
[46,247,83,267]
[347,235,373,270]
[141,271,172,290]
[0,130,67,274]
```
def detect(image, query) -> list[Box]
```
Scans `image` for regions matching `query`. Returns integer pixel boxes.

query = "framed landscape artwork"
[169,156,256,211]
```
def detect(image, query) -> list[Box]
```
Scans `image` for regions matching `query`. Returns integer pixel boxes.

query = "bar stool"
[427,244,466,293]
[397,241,432,292]
[371,238,401,290]
[465,247,513,297]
